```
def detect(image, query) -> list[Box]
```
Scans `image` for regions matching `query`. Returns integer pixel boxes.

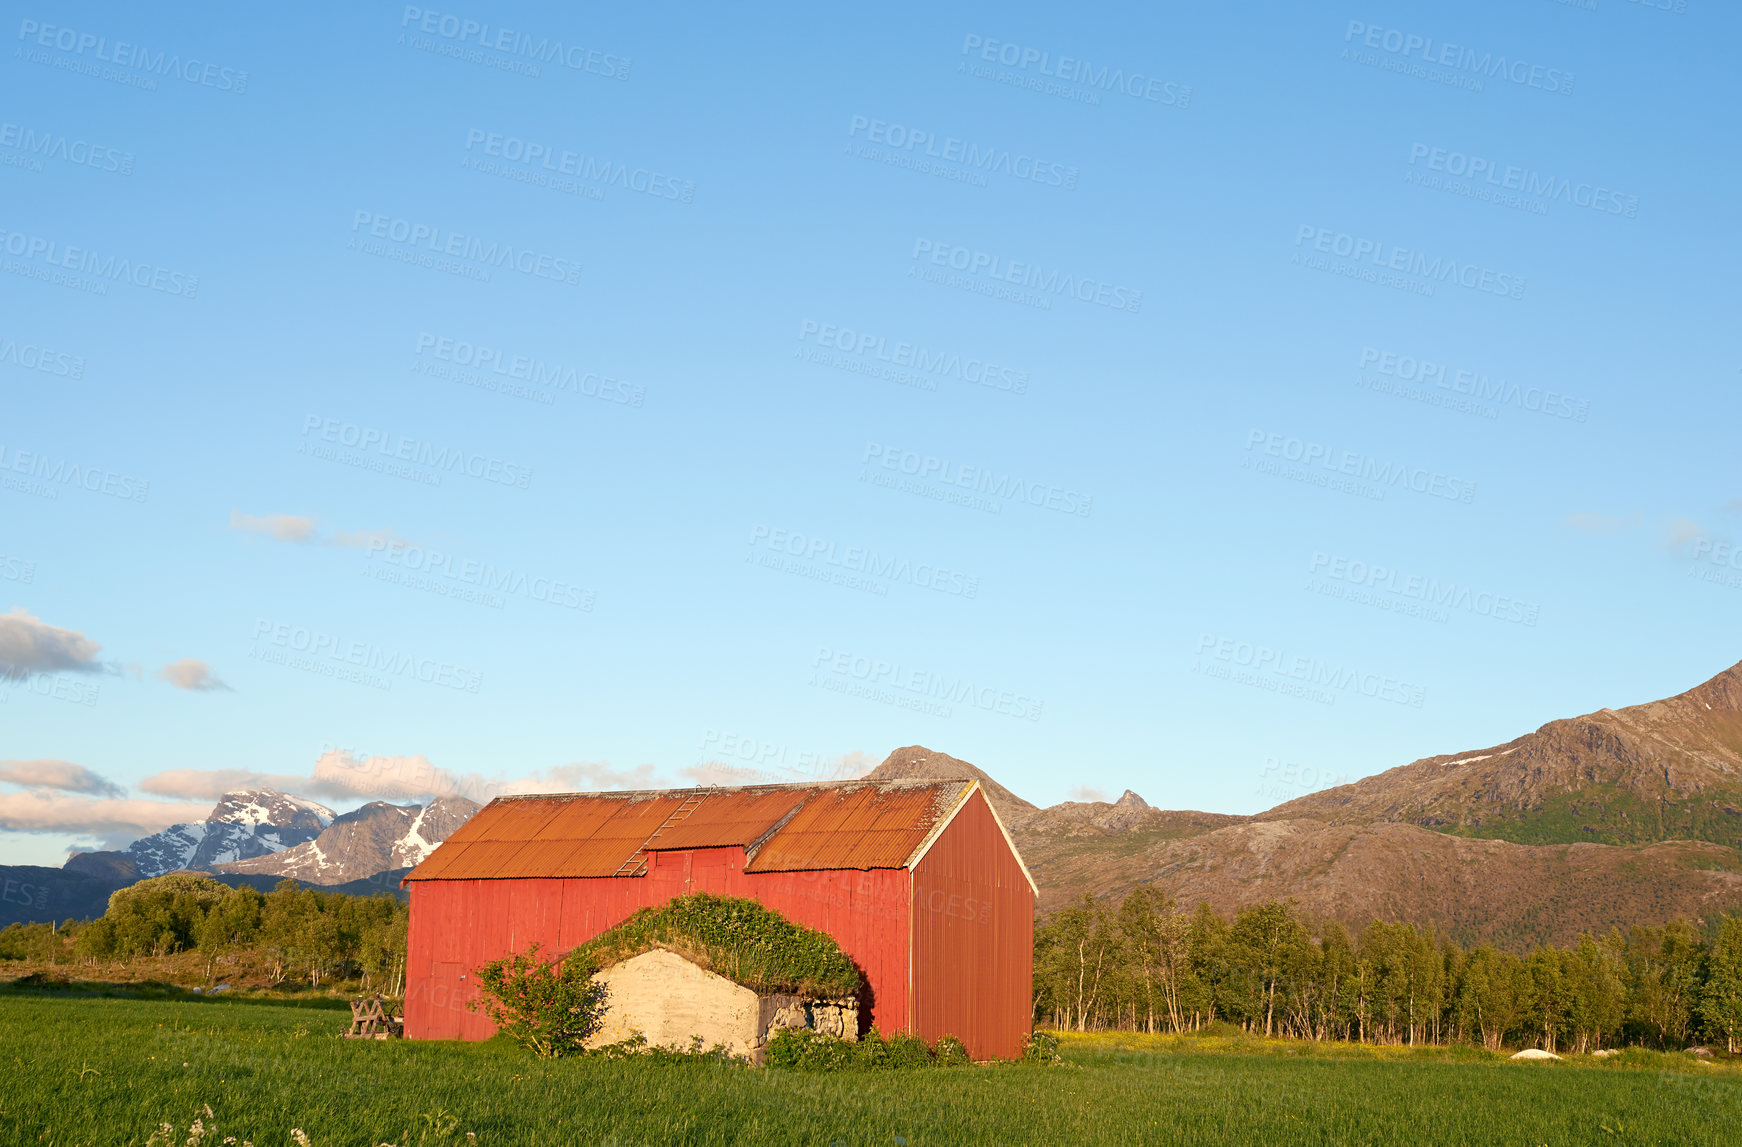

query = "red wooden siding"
[908,790,1035,1061]
[404,848,913,1042]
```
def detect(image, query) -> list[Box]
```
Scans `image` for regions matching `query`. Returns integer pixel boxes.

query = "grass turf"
[2,990,1739,1145]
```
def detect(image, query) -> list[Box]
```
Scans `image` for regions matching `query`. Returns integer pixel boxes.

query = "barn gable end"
[909,789,1035,1060]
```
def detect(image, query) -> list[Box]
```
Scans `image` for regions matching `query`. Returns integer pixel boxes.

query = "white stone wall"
[585,948,860,1063]
[587,949,761,1058]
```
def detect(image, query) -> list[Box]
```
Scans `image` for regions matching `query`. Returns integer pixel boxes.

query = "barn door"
[427,961,467,1039]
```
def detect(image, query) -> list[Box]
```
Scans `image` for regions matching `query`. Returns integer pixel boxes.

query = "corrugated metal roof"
[403,780,974,881]
[640,789,809,852]
[743,783,969,873]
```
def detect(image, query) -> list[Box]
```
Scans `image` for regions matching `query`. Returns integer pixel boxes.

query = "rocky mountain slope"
[215,797,478,885]
[872,659,1742,949]
[64,790,335,881]
[1261,659,1742,848]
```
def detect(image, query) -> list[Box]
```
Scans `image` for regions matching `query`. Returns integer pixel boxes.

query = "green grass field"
[2,988,1739,1146]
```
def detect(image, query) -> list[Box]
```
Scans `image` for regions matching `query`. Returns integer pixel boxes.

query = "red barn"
[401,778,1036,1059]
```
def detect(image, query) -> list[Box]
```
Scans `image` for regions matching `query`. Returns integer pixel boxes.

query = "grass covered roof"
[571,893,861,999]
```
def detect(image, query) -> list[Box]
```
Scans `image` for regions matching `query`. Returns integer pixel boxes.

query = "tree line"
[1034,889,1742,1054]
[0,874,408,994]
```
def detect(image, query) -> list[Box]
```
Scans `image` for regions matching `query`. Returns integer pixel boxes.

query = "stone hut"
[586,947,857,1063]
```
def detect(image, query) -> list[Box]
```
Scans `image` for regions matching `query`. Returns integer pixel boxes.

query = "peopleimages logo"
[299,416,533,489]
[846,116,1078,189]
[398,7,629,78]
[0,444,148,502]
[748,525,981,598]
[0,334,84,379]
[1406,144,1637,218]
[363,536,594,611]
[1243,429,1476,504]
[910,238,1142,313]
[797,320,1027,395]
[862,443,1093,517]
[1310,552,1539,626]
[0,226,199,298]
[1357,347,1587,422]
[810,646,1044,722]
[1195,634,1426,708]
[250,619,483,694]
[349,211,581,286]
[958,34,1191,107]
[1342,21,1574,95]
[1294,225,1525,300]
[414,333,644,407]
[0,121,133,175]
[16,18,249,93]
[463,129,694,203]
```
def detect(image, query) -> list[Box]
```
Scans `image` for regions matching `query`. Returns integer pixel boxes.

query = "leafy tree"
[1627,922,1703,1047]
[102,874,228,958]
[196,885,264,981]
[1034,895,1114,1031]
[1564,933,1627,1053]
[1700,916,1742,1053]
[1229,901,1307,1038]
[1522,947,1568,1053]
[1457,948,1522,1050]
[1116,887,1189,1033]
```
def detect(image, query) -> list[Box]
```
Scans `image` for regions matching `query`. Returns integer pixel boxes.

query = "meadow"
[3,985,1739,1146]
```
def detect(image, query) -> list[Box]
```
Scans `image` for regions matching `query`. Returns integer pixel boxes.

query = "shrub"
[885,1031,937,1069]
[573,893,861,998]
[1022,1031,1062,1065]
[935,1034,971,1065]
[468,943,608,1058]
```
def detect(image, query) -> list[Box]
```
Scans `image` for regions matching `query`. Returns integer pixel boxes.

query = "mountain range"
[0,789,480,928]
[213,797,478,884]
[16,658,1742,948]
[870,658,1742,949]
[64,790,336,882]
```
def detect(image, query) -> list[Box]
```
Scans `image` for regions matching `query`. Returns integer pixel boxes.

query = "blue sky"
[3,0,1738,865]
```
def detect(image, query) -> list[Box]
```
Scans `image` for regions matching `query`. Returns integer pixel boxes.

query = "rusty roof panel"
[429,840,533,880]
[540,840,652,879]
[405,780,973,880]
[477,801,566,842]
[529,798,628,841]
[641,789,808,851]
[747,782,970,873]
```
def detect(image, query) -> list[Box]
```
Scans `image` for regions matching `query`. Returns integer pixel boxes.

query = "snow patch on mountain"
[214,796,480,885]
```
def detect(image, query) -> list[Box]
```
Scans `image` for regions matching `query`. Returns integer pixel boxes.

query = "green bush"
[763,1028,970,1071]
[574,893,861,998]
[1022,1031,1062,1065]
[469,943,608,1059]
[885,1031,937,1069]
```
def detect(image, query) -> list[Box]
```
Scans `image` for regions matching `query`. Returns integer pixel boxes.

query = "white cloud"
[0,758,124,797]
[137,768,314,801]
[156,658,231,692]
[229,510,317,542]
[142,746,876,814]
[0,608,105,681]
[1068,785,1111,803]
[0,790,211,838]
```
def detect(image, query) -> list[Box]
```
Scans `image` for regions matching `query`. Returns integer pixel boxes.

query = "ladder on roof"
[612,795,707,877]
